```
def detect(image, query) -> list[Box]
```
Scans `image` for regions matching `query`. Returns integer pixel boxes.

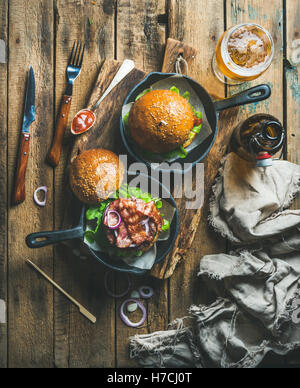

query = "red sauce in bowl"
[71,110,95,135]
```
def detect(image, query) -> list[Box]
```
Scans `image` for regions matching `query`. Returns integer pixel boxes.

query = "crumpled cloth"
[130,153,300,368]
[209,152,300,246]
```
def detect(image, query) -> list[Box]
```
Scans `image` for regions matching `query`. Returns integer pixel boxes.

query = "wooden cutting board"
[63,38,238,279]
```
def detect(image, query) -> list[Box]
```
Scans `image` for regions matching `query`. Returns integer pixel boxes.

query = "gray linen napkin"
[209,152,300,245]
[130,153,300,368]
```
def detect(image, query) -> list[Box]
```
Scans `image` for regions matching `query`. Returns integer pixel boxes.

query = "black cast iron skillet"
[120,72,272,174]
[26,173,179,276]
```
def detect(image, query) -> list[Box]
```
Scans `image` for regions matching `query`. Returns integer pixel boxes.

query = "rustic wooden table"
[1,0,300,368]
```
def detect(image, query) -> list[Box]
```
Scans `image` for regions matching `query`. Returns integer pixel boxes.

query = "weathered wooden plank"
[116,0,167,367]
[227,0,284,125]
[285,0,300,367]
[7,0,54,368]
[168,0,226,319]
[54,0,115,368]
[116,0,166,72]
[0,0,8,369]
[227,0,285,367]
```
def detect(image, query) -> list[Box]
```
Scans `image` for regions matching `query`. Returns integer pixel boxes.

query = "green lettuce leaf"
[123,112,130,127]
[170,86,180,94]
[135,88,151,101]
[164,145,188,159]
[182,91,190,101]
[194,111,203,120]
[192,124,202,134]
[162,219,170,232]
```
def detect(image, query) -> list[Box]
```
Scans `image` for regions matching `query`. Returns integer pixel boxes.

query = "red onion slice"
[120,299,146,328]
[144,221,150,236]
[107,210,121,229]
[103,205,109,224]
[139,286,154,299]
[140,218,149,225]
[33,186,48,207]
[140,218,150,235]
[104,271,131,298]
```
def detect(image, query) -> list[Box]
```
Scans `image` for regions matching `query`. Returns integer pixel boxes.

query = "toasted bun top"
[128,89,195,153]
[69,149,124,205]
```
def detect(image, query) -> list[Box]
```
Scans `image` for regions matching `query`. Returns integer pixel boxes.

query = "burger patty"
[103,198,163,249]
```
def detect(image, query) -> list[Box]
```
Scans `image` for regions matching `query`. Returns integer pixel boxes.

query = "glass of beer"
[212,23,274,85]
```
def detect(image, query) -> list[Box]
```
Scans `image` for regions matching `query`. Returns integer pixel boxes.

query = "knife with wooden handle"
[12,66,35,206]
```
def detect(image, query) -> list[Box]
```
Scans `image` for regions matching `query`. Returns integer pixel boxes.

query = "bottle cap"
[256,158,273,167]
[256,153,272,167]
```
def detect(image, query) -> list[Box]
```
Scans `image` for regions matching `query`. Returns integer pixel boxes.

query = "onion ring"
[33,186,48,207]
[141,218,149,225]
[104,271,131,298]
[120,299,146,328]
[107,210,122,229]
[139,286,154,299]
[103,205,110,224]
[144,221,150,236]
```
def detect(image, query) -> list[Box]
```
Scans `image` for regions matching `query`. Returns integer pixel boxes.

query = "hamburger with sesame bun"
[69,149,125,205]
[127,88,203,155]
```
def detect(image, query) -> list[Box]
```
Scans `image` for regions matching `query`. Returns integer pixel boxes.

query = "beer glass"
[212,23,274,85]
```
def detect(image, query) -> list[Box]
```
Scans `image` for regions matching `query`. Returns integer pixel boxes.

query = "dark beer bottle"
[231,114,285,167]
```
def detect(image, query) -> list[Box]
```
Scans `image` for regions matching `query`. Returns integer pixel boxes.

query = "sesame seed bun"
[69,149,125,205]
[128,89,195,153]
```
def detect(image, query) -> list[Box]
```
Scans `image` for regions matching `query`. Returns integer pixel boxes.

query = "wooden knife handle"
[47,95,72,167]
[12,132,30,205]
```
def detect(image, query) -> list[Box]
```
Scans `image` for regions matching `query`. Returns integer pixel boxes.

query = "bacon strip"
[104,198,163,249]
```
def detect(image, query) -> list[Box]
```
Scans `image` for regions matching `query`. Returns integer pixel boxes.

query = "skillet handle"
[214,84,271,112]
[26,226,84,248]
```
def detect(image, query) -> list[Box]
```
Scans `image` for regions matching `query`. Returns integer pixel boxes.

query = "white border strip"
[0,299,6,324]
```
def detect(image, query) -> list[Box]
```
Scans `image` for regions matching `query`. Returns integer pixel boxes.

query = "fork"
[47,41,85,167]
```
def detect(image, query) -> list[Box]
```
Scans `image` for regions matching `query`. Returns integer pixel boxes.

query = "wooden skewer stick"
[26,259,96,324]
